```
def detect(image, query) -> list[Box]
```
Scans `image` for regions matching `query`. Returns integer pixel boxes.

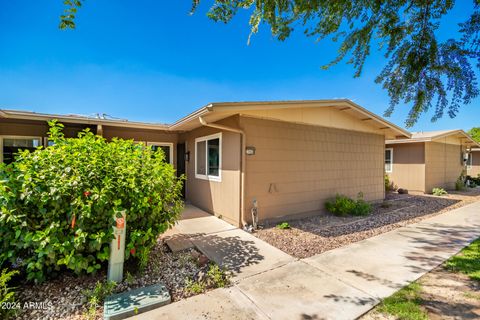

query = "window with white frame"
[1,136,42,164]
[147,142,173,164]
[385,148,393,173]
[195,133,221,181]
[467,153,473,169]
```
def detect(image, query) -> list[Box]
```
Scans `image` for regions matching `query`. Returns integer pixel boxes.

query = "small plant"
[352,193,372,216]
[385,174,391,192]
[432,187,448,196]
[276,222,290,230]
[456,171,466,191]
[325,194,356,216]
[125,271,134,286]
[0,269,19,319]
[185,278,206,295]
[185,263,230,295]
[206,264,230,288]
[83,280,117,319]
[325,193,372,216]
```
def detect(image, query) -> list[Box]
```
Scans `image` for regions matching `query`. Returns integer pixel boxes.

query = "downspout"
[198,116,248,227]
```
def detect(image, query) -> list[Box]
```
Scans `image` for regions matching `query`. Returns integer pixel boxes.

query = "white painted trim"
[467,152,473,169]
[147,142,174,164]
[385,147,393,173]
[194,132,222,182]
[0,135,43,163]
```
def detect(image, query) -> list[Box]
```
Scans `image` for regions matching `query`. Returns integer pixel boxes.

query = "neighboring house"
[385,130,480,193]
[1,99,409,226]
[467,148,480,178]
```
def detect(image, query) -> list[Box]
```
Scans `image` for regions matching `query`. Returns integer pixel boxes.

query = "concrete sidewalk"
[132,201,480,320]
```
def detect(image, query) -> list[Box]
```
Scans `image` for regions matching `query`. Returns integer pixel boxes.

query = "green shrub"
[351,193,372,216]
[0,269,19,319]
[325,194,356,216]
[0,121,184,282]
[325,193,372,216]
[276,222,290,229]
[385,174,391,191]
[432,187,448,196]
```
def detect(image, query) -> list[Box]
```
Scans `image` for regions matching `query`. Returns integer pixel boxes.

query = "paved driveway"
[132,201,480,320]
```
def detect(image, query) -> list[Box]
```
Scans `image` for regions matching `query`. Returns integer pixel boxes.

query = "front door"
[176,143,186,198]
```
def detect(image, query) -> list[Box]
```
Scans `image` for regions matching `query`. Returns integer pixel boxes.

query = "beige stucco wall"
[425,140,464,192]
[385,142,426,192]
[180,116,241,226]
[467,151,480,177]
[240,116,385,222]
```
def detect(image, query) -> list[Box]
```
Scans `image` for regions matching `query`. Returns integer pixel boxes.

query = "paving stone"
[164,234,194,253]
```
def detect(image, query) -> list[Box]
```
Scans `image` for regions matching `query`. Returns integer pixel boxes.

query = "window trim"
[0,135,43,163]
[385,147,393,173]
[467,152,473,169]
[147,142,174,164]
[195,132,222,182]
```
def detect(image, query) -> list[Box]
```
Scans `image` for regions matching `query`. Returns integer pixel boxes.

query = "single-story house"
[385,130,480,193]
[1,99,410,226]
[467,148,480,178]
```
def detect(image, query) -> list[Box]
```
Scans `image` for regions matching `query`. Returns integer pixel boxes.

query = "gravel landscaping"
[13,240,222,320]
[254,189,480,258]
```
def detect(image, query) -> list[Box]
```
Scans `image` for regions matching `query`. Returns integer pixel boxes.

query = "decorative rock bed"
[254,190,480,259]
[14,241,214,320]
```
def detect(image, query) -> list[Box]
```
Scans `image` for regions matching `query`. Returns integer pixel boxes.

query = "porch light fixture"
[246,146,256,155]
[185,151,190,162]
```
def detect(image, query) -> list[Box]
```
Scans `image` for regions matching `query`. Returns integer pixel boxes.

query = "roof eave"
[168,105,213,131]
[206,99,411,138]
[0,110,170,130]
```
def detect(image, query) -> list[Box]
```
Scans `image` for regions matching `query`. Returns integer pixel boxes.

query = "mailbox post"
[108,210,126,283]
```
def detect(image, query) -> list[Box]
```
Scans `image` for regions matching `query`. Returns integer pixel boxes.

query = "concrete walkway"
[132,201,480,320]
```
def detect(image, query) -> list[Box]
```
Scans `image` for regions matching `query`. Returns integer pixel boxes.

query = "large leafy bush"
[0,121,184,282]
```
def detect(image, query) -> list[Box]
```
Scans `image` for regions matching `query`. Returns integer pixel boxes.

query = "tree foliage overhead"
[190,0,479,127]
[59,0,83,30]
[60,1,478,127]
[468,127,480,142]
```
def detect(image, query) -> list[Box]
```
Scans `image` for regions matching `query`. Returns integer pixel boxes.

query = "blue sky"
[0,1,478,131]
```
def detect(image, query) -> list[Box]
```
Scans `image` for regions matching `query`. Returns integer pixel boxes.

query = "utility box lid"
[104,283,171,320]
